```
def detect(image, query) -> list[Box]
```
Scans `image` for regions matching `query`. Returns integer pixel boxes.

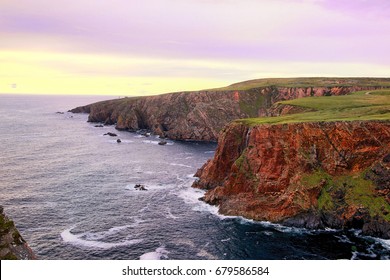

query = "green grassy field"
[239,90,390,126]
[213,77,390,91]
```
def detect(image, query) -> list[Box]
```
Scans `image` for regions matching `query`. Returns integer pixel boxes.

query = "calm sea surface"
[1,94,389,260]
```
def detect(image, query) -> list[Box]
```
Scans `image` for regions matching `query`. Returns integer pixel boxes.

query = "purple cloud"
[1,0,390,69]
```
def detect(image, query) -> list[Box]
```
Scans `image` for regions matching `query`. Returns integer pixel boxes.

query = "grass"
[238,90,390,126]
[301,170,390,221]
[239,93,265,117]
[212,77,390,91]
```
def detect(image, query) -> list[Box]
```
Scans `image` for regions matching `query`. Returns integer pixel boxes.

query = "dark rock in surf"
[104,132,117,137]
[134,184,147,191]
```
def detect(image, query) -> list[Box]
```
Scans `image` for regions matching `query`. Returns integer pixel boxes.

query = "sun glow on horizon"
[2,50,390,96]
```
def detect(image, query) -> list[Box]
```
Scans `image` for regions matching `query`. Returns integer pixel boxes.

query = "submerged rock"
[158,141,167,145]
[117,139,121,143]
[94,124,104,127]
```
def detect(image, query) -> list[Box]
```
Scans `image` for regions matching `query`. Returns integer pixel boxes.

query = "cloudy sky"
[1,0,390,95]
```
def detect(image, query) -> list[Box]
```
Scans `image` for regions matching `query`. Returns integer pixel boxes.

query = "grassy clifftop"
[214,77,390,91]
[239,89,390,126]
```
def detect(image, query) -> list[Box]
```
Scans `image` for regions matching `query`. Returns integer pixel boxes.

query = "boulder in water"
[104,132,117,137]
[134,184,148,191]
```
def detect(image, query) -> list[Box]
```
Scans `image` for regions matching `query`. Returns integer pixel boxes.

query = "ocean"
[1,94,389,260]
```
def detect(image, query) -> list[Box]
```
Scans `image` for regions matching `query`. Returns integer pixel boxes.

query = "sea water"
[0,94,389,260]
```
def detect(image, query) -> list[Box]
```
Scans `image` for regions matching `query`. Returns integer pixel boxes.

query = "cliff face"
[0,206,36,260]
[192,121,390,238]
[70,86,382,141]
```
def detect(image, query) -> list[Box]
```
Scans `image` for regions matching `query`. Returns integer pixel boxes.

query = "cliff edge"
[0,206,36,260]
[70,77,390,141]
[193,90,390,238]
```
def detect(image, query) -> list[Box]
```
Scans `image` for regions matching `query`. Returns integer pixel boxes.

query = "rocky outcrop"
[0,206,36,260]
[192,121,390,238]
[70,85,384,141]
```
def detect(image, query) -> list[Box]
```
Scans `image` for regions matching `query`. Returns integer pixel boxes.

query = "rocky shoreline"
[192,121,390,239]
[0,206,36,260]
[70,78,390,239]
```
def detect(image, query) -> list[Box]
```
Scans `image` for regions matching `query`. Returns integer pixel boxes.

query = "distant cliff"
[70,77,390,141]
[0,206,36,260]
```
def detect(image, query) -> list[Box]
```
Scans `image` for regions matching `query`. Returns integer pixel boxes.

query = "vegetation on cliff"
[214,77,390,91]
[0,206,36,260]
[70,78,390,141]
[239,89,390,125]
[194,89,390,238]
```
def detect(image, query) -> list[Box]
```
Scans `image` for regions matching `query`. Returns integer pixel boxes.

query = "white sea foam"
[169,163,192,168]
[142,140,160,145]
[108,139,134,144]
[142,140,174,145]
[166,207,179,220]
[139,246,169,260]
[373,237,390,250]
[335,235,352,244]
[221,238,231,242]
[174,238,196,248]
[61,227,143,250]
[177,187,224,218]
[196,249,217,260]
[125,183,175,192]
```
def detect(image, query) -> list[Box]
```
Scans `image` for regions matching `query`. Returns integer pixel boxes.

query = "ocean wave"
[372,237,390,251]
[125,183,175,192]
[166,207,179,220]
[139,246,169,260]
[169,163,192,168]
[61,226,143,250]
[142,140,174,145]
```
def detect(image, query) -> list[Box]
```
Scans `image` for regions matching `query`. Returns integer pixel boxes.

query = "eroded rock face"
[192,121,390,238]
[70,86,382,141]
[0,206,36,260]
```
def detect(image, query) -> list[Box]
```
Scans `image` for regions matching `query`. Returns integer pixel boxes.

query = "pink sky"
[1,0,390,95]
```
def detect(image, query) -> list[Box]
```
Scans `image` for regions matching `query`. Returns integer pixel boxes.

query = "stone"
[134,184,147,191]
[103,132,117,137]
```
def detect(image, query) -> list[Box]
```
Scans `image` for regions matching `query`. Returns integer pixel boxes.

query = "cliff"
[70,77,390,141]
[193,90,390,238]
[0,206,36,260]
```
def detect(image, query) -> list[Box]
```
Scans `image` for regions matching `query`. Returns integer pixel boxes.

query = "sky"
[1,0,390,95]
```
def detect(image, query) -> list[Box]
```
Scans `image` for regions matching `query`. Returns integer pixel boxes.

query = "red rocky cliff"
[193,121,390,238]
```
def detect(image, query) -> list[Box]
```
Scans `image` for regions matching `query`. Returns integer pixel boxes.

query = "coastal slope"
[70,77,390,141]
[193,90,390,238]
[0,206,36,260]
